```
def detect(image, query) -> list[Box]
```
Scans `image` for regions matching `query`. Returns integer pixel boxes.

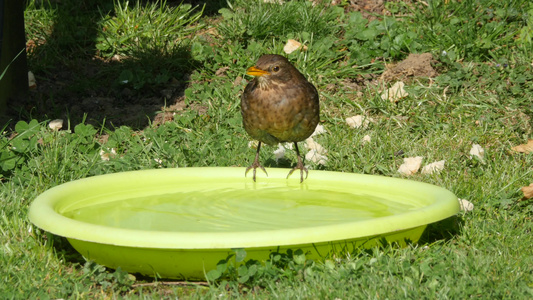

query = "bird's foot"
[286,161,308,183]
[245,161,268,182]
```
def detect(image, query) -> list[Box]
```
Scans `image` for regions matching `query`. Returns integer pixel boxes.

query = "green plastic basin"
[28,167,459,280]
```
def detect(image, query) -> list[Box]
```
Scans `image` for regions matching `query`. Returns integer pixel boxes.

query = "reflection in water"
[63,186,417,232]
[64,185,419,232]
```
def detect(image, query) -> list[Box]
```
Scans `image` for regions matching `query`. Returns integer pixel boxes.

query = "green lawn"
[1,0,533,298]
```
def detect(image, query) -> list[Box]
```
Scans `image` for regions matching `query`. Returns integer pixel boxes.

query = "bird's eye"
[272,66,280,72]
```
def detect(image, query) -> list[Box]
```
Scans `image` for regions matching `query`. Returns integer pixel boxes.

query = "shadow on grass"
[417,215,464,245]
[344,215,464,259]
[4,0,228,130]
[45,234,86,265]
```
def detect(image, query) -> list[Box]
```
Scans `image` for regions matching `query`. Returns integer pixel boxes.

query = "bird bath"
[28,167,460,280]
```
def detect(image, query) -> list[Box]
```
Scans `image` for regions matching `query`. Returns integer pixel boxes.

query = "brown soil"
[335,0,388,21]
[380,53,439,82]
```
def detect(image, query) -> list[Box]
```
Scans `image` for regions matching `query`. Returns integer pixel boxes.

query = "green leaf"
[74,124,97,137]
[237,265,248,276]
[11,138,29,153]
[293,252,306,265]
[238,274,250,284]
[14,121,29,133]
[184,88,193,98]
[247,264,258,276]
[206,269,221,281]
[219,8,234,20]
[118,70,134,84]
[325,259,335,270]
[234,248,247,263]
[0,154,16,171]
[216,259,228,273]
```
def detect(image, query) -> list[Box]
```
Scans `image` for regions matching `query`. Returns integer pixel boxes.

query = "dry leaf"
[215,66,230,77]
[421,160,445,175]
[521,183,533,200]
[233,76,243,86]
[48,119,63,131]
[273,144,286,161]
[283,39,307,54]
[305,149,327,165]
[28,71,37,89]
[248,140,259,149]
[381,81,408,102]
[305,137,326,155]
[99,148,117,161]
[398,156,423,176]
[362,135,371,145]
[283,142,293,150]
[311,124,326,136]
[283,39,303,54]
[469,143,485,161]
[458,199,474,212]
[346,115,371,129]
[511,140,533,154]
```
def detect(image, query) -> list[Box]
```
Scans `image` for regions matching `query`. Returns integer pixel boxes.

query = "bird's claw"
[286,163,308,183]
[245,163,268,182]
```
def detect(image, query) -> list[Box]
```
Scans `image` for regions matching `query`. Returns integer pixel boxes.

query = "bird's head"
[246,54,303,89]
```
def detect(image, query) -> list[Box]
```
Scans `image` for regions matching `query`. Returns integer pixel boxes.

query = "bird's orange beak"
[246,66,270,77]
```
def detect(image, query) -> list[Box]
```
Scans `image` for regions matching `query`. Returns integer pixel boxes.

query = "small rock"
[48,119,63,131]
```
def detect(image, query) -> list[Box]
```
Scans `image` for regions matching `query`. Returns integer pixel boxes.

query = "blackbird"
[241,54,320,182]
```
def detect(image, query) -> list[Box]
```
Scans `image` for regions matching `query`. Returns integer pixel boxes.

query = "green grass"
[2,0,533,297]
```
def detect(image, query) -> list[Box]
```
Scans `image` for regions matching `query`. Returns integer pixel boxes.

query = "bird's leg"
[245,141,268,181]
[287,142,308,183]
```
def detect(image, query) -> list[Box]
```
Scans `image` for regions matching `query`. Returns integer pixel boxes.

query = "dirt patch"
[339,0,387,20]
[380,53,438,82]
[152,97,208,127]
[4,55,207,130]
[334,0,415,21]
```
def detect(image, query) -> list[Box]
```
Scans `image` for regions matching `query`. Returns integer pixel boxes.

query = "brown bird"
[241,54,320,182]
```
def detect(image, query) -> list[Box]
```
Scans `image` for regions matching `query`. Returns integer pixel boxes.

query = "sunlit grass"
[3,0,532,297]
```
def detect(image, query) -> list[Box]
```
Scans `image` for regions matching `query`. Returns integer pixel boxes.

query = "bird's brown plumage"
[241,54,320,182]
